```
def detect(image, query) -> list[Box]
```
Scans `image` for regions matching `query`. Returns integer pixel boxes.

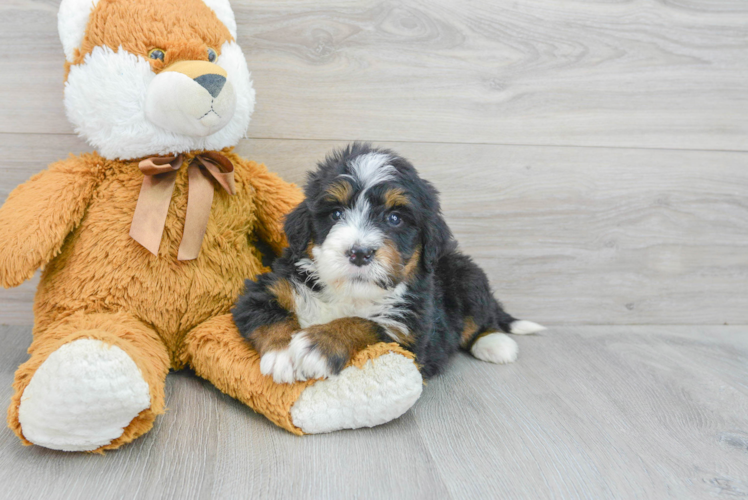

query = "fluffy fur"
[63,0,254,160]
[3,0,423,451]
[234,144,546,382]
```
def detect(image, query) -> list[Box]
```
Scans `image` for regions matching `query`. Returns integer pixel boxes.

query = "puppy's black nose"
[194,73,226,98]
[347,246,375,267]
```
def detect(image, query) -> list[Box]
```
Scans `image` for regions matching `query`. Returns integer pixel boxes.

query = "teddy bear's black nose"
[194,74,226,98]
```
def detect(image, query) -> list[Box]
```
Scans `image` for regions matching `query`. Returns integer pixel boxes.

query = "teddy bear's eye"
[207,48,217,63]
[148,49,165,62]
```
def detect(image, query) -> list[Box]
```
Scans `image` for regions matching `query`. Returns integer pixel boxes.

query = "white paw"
[260,349,295,384]
[288,331,334,382]
[509,319,546,335]
[18,338,150,452]
[291,352,423,434]
[471,333,519,364]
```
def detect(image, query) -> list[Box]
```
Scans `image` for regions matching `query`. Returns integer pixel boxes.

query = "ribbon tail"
[178,164,215,261]
[130,170,178,256]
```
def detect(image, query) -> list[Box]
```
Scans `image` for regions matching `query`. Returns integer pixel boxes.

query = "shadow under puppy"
[233,143,545,383]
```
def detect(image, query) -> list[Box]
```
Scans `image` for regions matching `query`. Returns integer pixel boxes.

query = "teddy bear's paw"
[290,352,423,434]
[18,338,151,452]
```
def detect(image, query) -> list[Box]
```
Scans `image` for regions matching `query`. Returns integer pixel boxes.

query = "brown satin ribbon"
[129,152,236,261]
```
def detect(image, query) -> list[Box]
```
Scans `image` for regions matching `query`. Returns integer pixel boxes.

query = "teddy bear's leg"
[7,312,171,452]
[182,314,423,434]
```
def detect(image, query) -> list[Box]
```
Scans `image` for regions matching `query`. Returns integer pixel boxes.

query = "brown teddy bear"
[0,0,422,452]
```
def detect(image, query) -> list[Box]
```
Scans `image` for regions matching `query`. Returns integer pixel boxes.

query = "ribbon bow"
[129,152,236,261]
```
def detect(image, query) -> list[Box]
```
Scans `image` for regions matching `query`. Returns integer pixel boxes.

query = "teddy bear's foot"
[18,338,151,451]
[290,352,423,434]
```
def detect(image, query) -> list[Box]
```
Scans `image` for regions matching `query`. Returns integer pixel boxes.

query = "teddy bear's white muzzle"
[145,70,236,137]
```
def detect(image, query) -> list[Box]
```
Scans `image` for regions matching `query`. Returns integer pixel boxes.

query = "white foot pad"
[290,352,423,434]
[18,339,151,452]
[471,333,519,364]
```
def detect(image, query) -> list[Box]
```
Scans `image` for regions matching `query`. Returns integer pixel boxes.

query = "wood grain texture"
[2,134,746,326]
[2,325,747,499]
[1,0,747,150]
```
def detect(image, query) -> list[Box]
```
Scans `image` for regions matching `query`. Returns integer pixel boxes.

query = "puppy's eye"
[387,212,402,227]
[330,209,344,221]
[207,48,217,62]
[148,49,165,61]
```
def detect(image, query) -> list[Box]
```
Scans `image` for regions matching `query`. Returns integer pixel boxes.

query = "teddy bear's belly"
[33,182,266,347]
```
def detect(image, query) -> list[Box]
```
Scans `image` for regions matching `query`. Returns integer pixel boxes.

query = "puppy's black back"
[403,248,516,378]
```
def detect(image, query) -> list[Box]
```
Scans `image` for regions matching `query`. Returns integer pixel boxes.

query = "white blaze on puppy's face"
[311,153,400,293]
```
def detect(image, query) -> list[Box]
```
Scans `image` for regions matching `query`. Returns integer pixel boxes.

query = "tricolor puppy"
[233,144,545,383]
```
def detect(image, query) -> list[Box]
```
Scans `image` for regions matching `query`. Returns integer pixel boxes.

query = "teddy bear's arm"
[0,157,101,288]
[246,163,304,256]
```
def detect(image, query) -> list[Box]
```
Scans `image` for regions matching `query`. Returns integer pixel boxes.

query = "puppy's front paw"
[287,330,347,382]
[259,349,295,384]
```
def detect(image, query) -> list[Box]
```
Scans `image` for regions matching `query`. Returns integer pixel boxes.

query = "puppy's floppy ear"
[283,201,313,257]
[421,182,454,273]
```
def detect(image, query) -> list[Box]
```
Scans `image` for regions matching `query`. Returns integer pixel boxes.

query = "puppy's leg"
[233,274,302,383]
[288,318,383,381]
[444,252,543,365]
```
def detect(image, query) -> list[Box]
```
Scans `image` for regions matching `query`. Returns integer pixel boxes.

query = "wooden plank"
[1,134,747,326]
[1,325,747,499]
[415,325,748,499]
[1,0,747,150]
[207,390,451,500]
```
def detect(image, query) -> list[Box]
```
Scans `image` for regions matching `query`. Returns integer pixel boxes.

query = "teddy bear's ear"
[58,0,101,63]
[202,0,238,40]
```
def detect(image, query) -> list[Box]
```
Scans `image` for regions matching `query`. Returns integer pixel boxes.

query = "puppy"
[233,143,545,383]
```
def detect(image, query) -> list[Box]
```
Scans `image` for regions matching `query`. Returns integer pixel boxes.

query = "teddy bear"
[0,0,423,453]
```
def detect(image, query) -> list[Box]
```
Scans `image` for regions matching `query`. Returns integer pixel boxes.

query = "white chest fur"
[292,281,410,342]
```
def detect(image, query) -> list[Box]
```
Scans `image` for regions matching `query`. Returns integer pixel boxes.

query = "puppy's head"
[285,143,452,295]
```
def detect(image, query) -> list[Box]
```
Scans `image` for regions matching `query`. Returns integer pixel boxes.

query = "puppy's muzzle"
[347,246,376,267]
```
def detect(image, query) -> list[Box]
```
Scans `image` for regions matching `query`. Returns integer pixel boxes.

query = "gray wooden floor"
[2,0,748,498]
[2,325,747,499]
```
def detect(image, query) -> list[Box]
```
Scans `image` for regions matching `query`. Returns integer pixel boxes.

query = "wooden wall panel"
[1,0,747,150]
[1,134,745,325]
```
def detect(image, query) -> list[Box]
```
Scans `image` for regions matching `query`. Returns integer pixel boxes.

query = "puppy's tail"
[497,311,547,335]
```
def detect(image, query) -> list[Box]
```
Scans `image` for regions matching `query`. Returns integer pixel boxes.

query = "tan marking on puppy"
[268,279,295,311]
[377,241,422,285]
[377,240,401,276]
[306,241,316,260]
[303,317,382,372]
[461,317,480,348]
[249,317,300,355]
[324,181,353,205]
[401,247,421,282]
[384,188,410,209]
